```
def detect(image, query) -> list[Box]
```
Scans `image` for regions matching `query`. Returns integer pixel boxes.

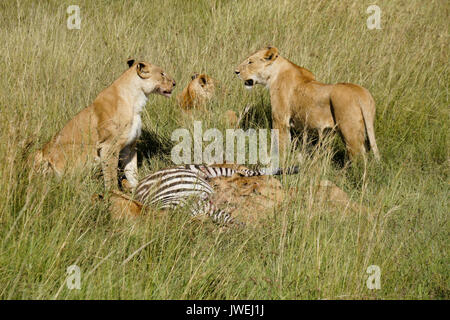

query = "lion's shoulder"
[284,60,315,82]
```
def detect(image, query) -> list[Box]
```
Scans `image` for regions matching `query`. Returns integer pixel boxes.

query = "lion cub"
[31,59,176,190]
[177,73,215,110]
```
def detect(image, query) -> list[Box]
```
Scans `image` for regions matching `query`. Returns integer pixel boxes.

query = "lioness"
[235,46,380,161]
[32,59,176,190]
[224,109,238,126]
[177,73,215,110]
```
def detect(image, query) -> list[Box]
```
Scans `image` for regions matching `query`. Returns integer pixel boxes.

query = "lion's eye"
[161,72,165,77]
[248,61,253,64]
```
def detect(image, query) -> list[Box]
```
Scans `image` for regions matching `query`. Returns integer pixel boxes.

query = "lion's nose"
[234,70,240,75]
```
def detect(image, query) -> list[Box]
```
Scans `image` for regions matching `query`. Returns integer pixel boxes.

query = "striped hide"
[134,164,299,227]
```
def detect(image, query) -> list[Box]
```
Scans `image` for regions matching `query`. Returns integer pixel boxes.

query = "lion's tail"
[26,148,43,169]
[21,137,40,168]
[26,147,53,174]
[359,93,380,161]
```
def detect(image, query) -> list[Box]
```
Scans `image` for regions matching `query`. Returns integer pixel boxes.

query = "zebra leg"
[190,198,245,228]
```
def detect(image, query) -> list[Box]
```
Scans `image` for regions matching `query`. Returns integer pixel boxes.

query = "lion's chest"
[125,94,147,146]
[125,114,142,146]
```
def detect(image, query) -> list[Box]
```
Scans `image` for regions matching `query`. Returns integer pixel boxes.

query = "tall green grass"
[0,0,448,299]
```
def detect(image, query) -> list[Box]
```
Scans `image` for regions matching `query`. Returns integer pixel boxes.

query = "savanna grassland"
[0,0,448,299]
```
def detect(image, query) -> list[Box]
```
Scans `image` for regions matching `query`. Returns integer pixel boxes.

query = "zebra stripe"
[177,164,299,179]
[135,169,212,201]
[134,164,299,227]
[136,172,212,205]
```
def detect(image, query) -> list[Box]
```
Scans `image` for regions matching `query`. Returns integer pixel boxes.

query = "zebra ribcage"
[135,168,213,207]
[134,167,240,226]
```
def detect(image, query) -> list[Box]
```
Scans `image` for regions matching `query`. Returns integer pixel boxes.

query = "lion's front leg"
[120,143,138,190]
[99,142,121,191]
[272,122,291,164]
[270,92,293,164]
[271,113,291,164]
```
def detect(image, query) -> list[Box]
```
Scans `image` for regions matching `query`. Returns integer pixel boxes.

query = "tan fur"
[109,190,143,219]
[314,180,370,214]
[224,110,238,126]
[91,191,143,219]
[210,171,285,227]
[235,46,380,161]
[31,59,175,190]
[315,180,350,204]
[177,73,215,110]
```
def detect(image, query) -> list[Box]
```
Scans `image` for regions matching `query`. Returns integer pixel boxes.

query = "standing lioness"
[235,46,380,161]
[32,59,176,190]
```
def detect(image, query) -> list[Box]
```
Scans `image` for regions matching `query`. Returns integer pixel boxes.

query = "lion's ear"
[199,75,207,85]
[264,46,279,61]
[191,73,199,80]
[137,62,151,79]
[127,58,136,68]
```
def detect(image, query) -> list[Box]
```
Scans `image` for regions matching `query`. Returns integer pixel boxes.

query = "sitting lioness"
[235,46,380,161]
[177,73,215,110]
[32,58,176,190]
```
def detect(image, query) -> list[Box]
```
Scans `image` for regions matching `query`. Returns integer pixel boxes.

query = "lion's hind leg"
[330,84,368,161]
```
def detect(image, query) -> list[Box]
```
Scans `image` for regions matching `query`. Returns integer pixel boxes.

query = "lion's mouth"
[244,79,254,87]
[159,88,172,97]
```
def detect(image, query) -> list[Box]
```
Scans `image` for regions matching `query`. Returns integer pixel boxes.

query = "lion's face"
[235,46,279,89]
[127,59,176,97]
[150,65,176,97]
[189,73,215,100]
